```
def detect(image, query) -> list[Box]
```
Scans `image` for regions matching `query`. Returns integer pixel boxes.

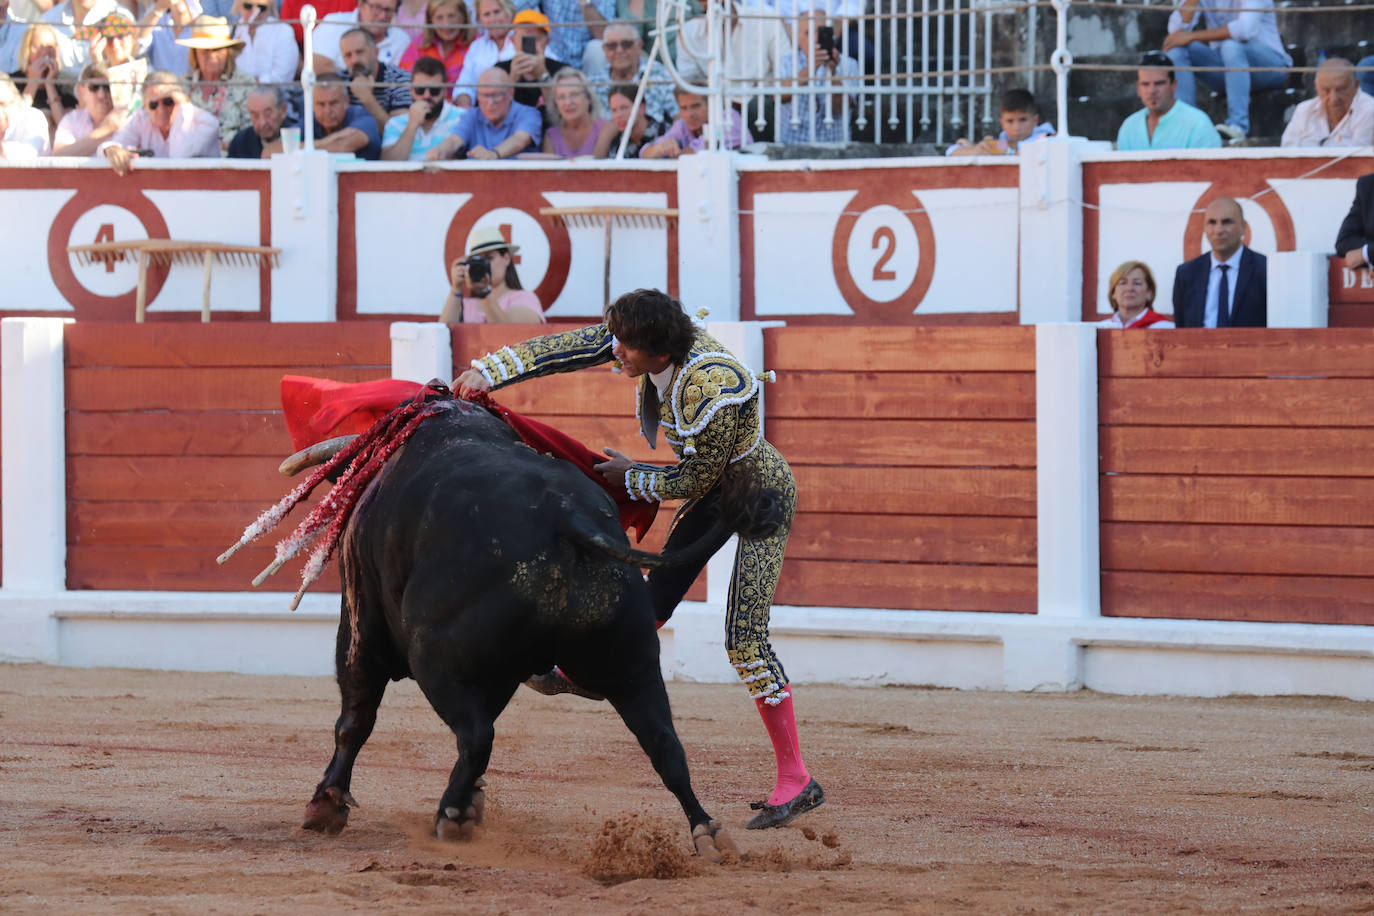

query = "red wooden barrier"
[64,323,391,592]
[1327,259,1374,328]
[762,326,1038,612]
[1098,329,1374,625]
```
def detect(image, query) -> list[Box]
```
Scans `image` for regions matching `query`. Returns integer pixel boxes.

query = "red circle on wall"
[830,185,937,321]
[1182,178,1295,260]
[47,187,172,321]
[443,188,572,312]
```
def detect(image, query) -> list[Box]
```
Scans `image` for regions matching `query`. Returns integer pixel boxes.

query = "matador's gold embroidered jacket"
[469,323,767,503]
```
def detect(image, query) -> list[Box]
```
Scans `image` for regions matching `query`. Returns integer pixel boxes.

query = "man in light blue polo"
[1116,51,1221,151]
[425,67,541,160]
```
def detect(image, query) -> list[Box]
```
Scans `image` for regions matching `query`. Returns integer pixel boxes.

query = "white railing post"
[269,149,338,321]
[1050,0,1071,137]
[1267,251,1329,328]
[676,152,740,320]
[1,318,68,593]
[301,4,318,150]
[1018,136,1095,324]
[391,322,453,383]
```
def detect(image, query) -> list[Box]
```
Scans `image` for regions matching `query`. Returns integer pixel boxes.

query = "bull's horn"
[278,435,357,477]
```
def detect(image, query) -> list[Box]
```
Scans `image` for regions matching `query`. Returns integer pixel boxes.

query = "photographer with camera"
[438,226,546,324]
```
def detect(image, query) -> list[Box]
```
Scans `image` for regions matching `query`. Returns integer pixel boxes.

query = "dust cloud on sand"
[0,664,1370,913]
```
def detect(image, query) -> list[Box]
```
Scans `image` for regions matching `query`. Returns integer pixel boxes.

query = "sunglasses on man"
[145,96,177,110]
[241,1,270,10]
[412,84,445,96]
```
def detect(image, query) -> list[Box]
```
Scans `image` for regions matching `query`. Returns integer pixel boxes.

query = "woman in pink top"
[398,0,471,91]
[438,226,545,324]
[542,68,615,159]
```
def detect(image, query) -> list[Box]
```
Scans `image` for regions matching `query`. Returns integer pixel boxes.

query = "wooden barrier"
[1328,259,1374,327]
[64,323,391,591]
[1098,329,1374,625]
[449,324,706,601]
[762,326,1038,612]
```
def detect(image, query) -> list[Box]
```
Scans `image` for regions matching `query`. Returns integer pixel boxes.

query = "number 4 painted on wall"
[93,223,123,272]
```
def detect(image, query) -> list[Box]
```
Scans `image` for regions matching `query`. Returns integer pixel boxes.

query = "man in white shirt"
[1161,0,1290,142]
[312,0,411,73]
[1280,58,1374,148]
[0,72,51,156]
[676,0,787,89]
[453,0,514,107]
[0,0,26,74]
[101,69,220,173]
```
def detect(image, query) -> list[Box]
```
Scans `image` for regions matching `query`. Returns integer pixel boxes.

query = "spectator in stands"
[538,0,615,72]
[226,82,295,156]
[438,225,545,323]
[1097,261,1175,329]
[640,82,749,156]
[427,65,538,158]
[603,80,666,157]
[86,4,146,113]
[1280,58,1373,149]
[1173,196,1267,327]
[102,70,220,173]
[281,0,349,48]
[948,87,1054,157]
[493,10,564,115]
[231,0,300,88]
[1161,0,1289,144]
[1359,55,1374,99]
[676,0,785,91]
[13,22,73,131]
[586,19,675,127]
[0,70,49,155]
[0,0,24,76]
[178,14,255,150]
[310,71,382,157]
[52,60,126,154]
[775,9,858,144]
[38,0,99,76]
[1117,51,1220,151]
[380,53,460,158]
[399,0,470,91]
[133,0,201,76]
[395,0,428,42]
[337,27,411,131]
[452,0,513,106]
[1335,172,1374,272]
[313,0,411,73]
[543,67,611,156]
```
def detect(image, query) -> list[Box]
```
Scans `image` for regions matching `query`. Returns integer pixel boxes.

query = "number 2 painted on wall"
[872,226,897,281]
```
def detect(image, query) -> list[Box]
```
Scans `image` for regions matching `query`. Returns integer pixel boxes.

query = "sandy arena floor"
[0,663,1370,914]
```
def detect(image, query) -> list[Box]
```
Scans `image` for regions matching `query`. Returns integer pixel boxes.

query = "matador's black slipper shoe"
[746,778,825,829]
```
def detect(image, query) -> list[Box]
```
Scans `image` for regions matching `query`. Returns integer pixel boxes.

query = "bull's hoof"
[691,819,738,863]
[523,669,605,701]
[434,806,479,842]
[302,786,357,835]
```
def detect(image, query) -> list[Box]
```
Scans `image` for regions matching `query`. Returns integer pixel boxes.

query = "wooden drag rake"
[538,206,678,306]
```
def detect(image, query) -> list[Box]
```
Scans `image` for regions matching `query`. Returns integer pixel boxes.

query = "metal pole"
[1050,0,1071,137]
[301,4,318,150]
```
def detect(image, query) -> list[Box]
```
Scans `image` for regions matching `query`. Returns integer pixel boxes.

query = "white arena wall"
[0,142,1372,701]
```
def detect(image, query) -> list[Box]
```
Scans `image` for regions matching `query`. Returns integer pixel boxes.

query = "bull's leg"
[606,676,737,862]
[417,677,518,841]
[302,624,390,835]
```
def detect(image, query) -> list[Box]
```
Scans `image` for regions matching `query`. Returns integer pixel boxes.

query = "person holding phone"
[774,10,859,144]
[438,226,545,324]
[230,0,299,88]
[492,9,563,115]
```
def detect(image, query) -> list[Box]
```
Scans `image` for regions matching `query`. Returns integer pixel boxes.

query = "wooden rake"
[538,207,678,306]
[68,239,282,322]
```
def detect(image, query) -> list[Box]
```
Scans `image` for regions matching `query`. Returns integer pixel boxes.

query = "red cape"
[280,376,658,541]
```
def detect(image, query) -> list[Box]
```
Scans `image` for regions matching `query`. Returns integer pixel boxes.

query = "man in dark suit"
[1173,196,1267,328]
[1335,172,1374,271]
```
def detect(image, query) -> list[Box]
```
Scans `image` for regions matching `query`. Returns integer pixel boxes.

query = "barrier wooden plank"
[70,500,325,547]
[771,419,1036,468]
[486,371,638,417]
[795,466,1036,516]
[64,322,391,368]
[1101,521,1374,578]
[1101,475,1374,526]
[764,326,1037,373]
[68,412,289,457]
[67,367,386,412]
[69,456,288,502]
[789,514,1036,565]
[1100,426,1374,477]
[767,372,1035,420]
[775,559,1036,612]
[1099,378,1374,427]
[69,546,342,593]
[1099,329,1374,378]
[1102,571,1374,626]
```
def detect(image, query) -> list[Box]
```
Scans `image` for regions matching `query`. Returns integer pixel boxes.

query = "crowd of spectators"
[1,0,1371,164]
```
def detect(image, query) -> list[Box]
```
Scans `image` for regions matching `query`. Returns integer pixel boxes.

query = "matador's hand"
[594,447,633,485]
[453,369,490,398]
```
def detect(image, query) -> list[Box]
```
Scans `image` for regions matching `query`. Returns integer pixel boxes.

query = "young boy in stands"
[946,88,1055,157]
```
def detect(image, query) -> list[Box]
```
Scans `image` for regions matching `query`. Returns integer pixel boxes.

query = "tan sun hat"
[467,226,520,256]
[176,15,246,50]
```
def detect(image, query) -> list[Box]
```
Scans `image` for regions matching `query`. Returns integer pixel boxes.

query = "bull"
[228,389,736,859]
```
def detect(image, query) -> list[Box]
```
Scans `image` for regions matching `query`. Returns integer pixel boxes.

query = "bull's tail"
[561,513,733,570]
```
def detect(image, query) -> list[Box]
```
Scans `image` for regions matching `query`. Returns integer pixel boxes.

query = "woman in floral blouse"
[177,14,258,152]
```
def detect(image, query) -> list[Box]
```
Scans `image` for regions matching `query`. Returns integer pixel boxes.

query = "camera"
[463,254,490,287]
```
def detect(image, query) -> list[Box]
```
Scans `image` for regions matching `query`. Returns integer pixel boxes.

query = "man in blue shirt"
[427,68,542,160]
[1116,51,1221,151]
[312,74,383,160]
[227,86,299,159]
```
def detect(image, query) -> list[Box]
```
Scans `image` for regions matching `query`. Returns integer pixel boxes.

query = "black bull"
[299,398,736,859]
